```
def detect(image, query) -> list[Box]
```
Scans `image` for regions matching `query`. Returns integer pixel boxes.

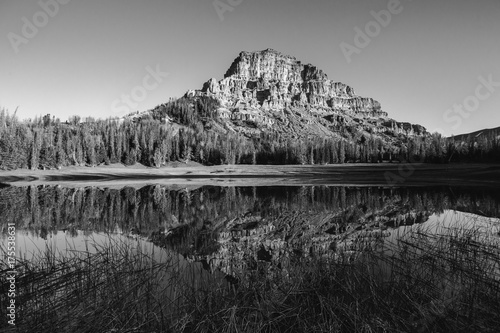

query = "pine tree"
[339,141,346,164]
[30,129,42,170]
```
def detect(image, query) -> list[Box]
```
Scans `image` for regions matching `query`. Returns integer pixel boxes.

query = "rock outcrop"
[186,48,388,118]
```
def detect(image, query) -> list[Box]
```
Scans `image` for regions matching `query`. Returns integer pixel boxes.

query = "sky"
[1,0,499,136]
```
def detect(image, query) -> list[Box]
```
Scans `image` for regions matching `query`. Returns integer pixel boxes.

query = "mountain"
[444,126,500,163]
[127,48,431,166]
[187,48,386,116]
[179,48,427,141]
[1,50,497,171]
[451,126,500,142]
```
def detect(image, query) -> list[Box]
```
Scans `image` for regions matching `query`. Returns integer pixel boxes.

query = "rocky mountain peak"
[186,49,386,118]
[177,49,429,142]
[223,48,327,82]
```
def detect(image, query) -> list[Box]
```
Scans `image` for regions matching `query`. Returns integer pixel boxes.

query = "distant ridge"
[451,126,500,141]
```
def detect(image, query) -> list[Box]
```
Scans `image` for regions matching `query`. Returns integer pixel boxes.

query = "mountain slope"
[180,48,427,142]
[451,126,500,142]
[120,49,446,165]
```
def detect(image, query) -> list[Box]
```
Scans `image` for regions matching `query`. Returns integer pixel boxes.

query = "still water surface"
[1,184,500,276]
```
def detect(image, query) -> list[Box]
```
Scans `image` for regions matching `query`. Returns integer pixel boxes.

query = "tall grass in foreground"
[1,221,500,333]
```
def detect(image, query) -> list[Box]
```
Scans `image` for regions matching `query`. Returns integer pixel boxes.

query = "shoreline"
[1,163,500,188]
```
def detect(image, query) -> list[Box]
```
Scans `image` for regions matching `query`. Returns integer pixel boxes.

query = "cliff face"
[186,49,387,118]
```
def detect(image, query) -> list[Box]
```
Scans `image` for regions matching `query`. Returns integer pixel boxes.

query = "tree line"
[0,97,499,171]
[2,184,499,241]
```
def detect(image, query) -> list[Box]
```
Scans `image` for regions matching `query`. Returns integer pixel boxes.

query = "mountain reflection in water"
[1,185,500,279]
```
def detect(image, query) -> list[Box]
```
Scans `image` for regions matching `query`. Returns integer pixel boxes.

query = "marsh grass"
[1,218,500,333]
[0,234,218,333]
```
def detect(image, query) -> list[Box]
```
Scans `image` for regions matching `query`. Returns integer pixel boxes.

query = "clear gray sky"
[1,0,499,136]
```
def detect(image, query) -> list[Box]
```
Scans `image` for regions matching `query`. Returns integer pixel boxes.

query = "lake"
[2,183,500,273]
[1,183,500,331]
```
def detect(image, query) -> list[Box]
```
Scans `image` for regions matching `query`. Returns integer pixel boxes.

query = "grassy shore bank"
[1,220,500,332]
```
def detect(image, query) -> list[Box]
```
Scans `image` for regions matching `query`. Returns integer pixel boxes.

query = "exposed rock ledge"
[185,48,388,119]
